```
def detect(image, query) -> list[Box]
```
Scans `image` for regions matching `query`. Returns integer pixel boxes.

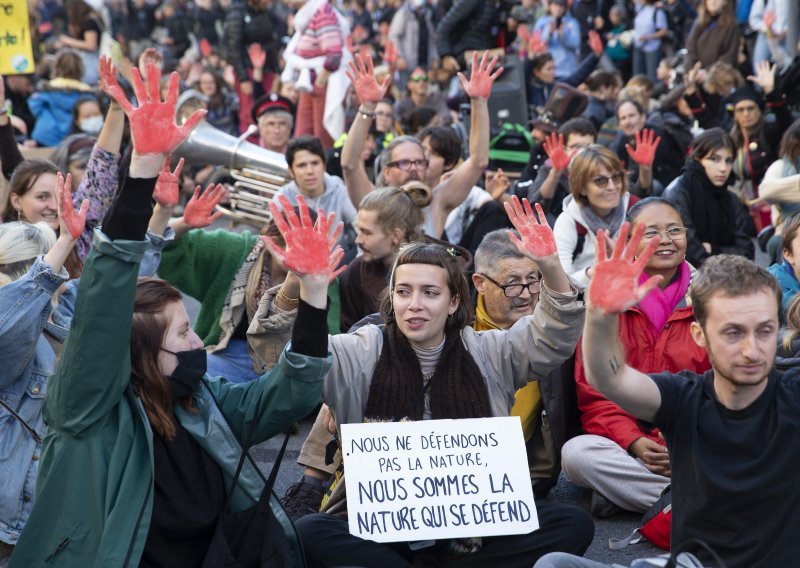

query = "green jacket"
[158,228,259,346]
[10,233,329,567]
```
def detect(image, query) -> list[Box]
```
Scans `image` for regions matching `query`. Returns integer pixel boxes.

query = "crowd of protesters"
[1,0,800,566]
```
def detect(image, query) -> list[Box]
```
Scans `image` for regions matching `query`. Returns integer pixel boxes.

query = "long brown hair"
[779,119,800,164]
[697,0,735,29]
[131,278,196,440]
[3,159,59,222]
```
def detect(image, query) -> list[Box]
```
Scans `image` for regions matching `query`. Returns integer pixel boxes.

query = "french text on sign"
[342,417,538,543]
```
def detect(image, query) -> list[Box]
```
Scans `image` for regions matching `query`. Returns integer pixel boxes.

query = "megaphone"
[173,120,292,227]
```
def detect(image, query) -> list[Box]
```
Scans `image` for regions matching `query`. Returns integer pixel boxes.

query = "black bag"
[201,406,302,567]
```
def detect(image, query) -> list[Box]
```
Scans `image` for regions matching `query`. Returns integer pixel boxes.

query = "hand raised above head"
[153,156,184,207]
[543,132,572,171]
[263,195,346,279]
[56,172,90,240]
[625,128,661,167]
[183,183,226,228]
[588,222,662,314]
[504,196,557,260]
[105,63,206,156]
[457,51,503,100]
[248,43,266,69]
[345,54,391,105]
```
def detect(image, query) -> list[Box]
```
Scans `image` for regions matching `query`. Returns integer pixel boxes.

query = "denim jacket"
[0,227,172,545]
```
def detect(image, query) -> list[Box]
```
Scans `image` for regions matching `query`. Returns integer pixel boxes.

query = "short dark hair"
[418,126,461,169]
[626,196,684,224]
[690,255,781,328]
[286,136,327,168]
[530,52,554,72]
[615,97,645,119]
[585,70,619,91]
[559,117,597,142]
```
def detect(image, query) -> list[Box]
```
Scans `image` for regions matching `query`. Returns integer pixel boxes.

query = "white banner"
[341,417,538,543]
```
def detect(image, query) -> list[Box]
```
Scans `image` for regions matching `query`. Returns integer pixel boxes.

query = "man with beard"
[536,246,800,568]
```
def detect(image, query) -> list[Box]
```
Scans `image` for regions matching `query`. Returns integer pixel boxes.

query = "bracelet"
[277,286,300,307]
[358,106,375,119]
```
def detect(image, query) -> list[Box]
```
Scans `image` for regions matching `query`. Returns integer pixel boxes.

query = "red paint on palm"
[588,30,604,56]
[588,223,663,314]
[264,195,344,276]
[382,40,398,65]
[528,30,547,55]
[103,63,206,155]
[625,128,661,167]
[543,132,572,171]
[504,197,558,259]
[248,43,266,69]
[154,156,184,207]
[183,184,226,228]
[458,51,503,100]
[57,172,89,240]
[345,54,390,104]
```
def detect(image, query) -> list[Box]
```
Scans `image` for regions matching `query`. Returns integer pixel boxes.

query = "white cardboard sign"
[341,417,538,543]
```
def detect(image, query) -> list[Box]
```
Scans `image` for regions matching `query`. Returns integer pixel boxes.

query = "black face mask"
[162,348,207,398]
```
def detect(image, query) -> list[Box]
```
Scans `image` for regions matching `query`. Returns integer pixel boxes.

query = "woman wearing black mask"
[664,128,754,267]
[10,63,338,568]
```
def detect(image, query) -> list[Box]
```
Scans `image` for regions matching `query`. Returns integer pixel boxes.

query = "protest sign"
[0,0,35,74]
[341,417,538,543]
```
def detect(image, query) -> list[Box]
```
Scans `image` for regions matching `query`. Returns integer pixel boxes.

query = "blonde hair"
[0,222,57,286]
[358,181,432,243]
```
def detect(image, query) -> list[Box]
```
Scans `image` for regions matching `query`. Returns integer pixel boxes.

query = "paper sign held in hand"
[341,417,539,543]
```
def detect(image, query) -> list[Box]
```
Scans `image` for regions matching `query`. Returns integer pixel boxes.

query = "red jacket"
[574,303,710,451]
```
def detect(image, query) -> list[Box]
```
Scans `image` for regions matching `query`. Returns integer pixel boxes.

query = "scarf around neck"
[637,260,691,337]
[684,160,736,246]
[580,194,627,237]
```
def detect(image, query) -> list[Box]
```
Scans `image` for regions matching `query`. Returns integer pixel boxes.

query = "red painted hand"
[248,43,266,69]
[264,195,346,277]
[588,222,663,314]
[458,51,503,100]
[543,132,572,171]
[625,128,661,167]
[56,172,89,240]
[105,63,206,155]
[504,196,557,259]
[98,55,117,100]
[345,54,391,104]
[382,40,398,65]
[154,156,184,207]
[764,9,776,32]
[183,183,226,228]
[588,30,604,57]
[528,30,547,55]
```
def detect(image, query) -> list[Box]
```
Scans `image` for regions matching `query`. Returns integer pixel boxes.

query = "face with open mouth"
[391,263,459,348]
[632,202,688,275]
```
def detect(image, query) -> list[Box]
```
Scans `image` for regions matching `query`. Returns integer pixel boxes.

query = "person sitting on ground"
[776,293,800,372]
[8,64,334,568]
[256,198,594,566]
[561,198,710,518]
[759,119,800,261]
[664,128,754,267]
[768,213,800,317]
[553,144,638,290]
[393,67,452,132]
[534,236,800,568]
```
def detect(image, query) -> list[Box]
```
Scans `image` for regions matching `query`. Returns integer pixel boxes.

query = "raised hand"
[98,55,118,99]
[56,172,90,240]
[103,63,206,155]
[747,60,776,95]
[382,40,398,67]
[153,157,184,207]
[264,195,346,277]
[248,43,266,70]
[764,9,776,33]
[504,196,557,259]
[345,53,391,104]
[486,168,510,200]
[528,29,547,55]
[183,183,226,228]
[458,51,503,100]
[543,132,572,171]
[588,30,604,57]
[625,128,661,167]
[588,222,662,314]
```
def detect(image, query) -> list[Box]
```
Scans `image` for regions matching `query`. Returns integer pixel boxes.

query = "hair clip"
[446,247,457,257]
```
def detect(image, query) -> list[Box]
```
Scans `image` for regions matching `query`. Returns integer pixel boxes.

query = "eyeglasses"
[385,158,429,171]
[480,273,540,298]
[410,75,428,82]
[591,172,625,188]
[642,227,688,241]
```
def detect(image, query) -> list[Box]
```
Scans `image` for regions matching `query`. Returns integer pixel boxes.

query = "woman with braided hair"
[256,197,593,567]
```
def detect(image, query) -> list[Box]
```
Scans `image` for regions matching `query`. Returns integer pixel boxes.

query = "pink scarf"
[637,261,691,338]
